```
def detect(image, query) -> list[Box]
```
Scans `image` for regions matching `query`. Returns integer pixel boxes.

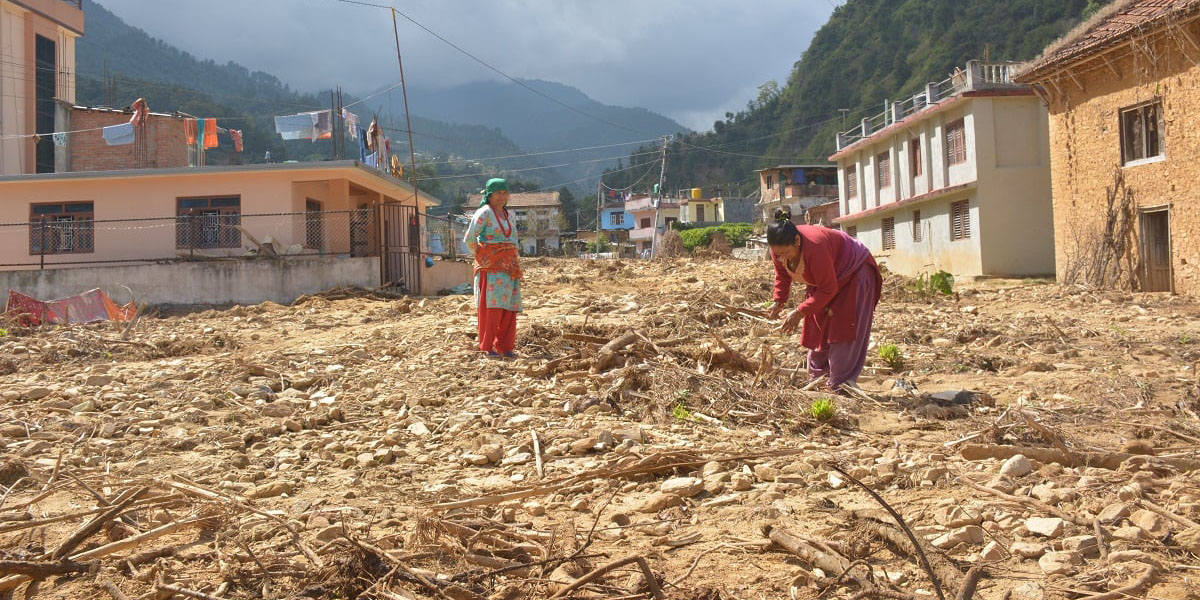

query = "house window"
[910,137,922,178]
[611,212,624,226]
[846,225,858,239]
[29,202,94,254]
[912,210,923,243]
[950,199,971,241]
[877,151,891,188]
[766,175,774,190]
[1120,100,1163,164]
[882,217,895,250]
[946,119,967,165]
[846,170,858,198]
[305,199,324,250]
[697,205,706,222]
[640,217,651,228]
[177,196,241,249]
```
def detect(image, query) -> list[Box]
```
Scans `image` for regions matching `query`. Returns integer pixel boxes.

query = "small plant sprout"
[878,343,904,371]
[930,270,954,295]
[671,403,693,421]
[809,397,836,421]
[0,327,8,337]
[1180,332,1194,345]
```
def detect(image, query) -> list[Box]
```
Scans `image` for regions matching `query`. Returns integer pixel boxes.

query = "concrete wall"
[420,258,470,296]
[0,256,380,306]
[1026,24,1200,293]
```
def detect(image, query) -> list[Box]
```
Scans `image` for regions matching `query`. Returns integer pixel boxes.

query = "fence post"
[39,217,46,270]
[185,213,194,259]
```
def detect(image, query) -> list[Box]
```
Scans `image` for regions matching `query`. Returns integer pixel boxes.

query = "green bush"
[678,223,754,251]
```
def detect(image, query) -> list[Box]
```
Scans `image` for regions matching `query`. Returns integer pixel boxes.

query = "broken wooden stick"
[531,429,545,479]
[764,525,858,580]
[958,477,1088,526]
[1077,564,1156,600]
[0,560,94,577]
[955,567,983,600]
[548,555,665,600]
[959,443,1200,472]
[591,331,640,373]
[50,486,148,560]
[1021,411,1077,467]
[156,581,230,600]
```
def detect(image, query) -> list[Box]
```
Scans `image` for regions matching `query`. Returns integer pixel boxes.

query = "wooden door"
[1139,210,1172,292]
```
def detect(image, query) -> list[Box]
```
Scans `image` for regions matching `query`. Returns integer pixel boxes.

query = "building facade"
[0,0,83,175]
[755,165,839,223]
[625,194,679,255]
[465,191,564,255]
[1015,0,1200,293]
[832,60,1054,279]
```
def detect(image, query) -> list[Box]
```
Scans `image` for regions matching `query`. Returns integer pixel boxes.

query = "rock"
[569,437,600,455]
[938,506,983,528]
[1038,551,1081,575]
[1000,454,1032,477]
[0,424,26,438]
[1011,582,1044,600]
[1011,541,1047,559]
[356,453,374,467]
[373,448,395,464]
[501,453,532,466]
[283,418,302,432]
[1025,517,1065,538]
[1129,509,1169,536]
[1111,525,1151,542]
[565,383,588,395]
[463,453,490,466]
[661,477,704,498]
[1097,502,1130,524]
[479,444,503,463]
[932,338,953,347]
[315,525,343,543]
[85,375,113,387]
[23,387,51,401]
[1060,535,1099,558]
[247,481,294,499]
[701,461,724,478]
[569,498,589,512]
[611,428,645,444]
[1107,550,1163,568]
[505,414,534,427]
[1177,527,1200,553]
[407,422,431,436]
[261,403,295,418]
[638,492,683,513]
[752,464,779,482]
[730,473,753,491]
[980,540,1004,561]
[930,525,984,549]
[523,501,546,517]
[826,472,846,490]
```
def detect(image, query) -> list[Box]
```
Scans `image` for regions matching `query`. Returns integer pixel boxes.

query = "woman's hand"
[780,309,803,334]
[767,301,786,320]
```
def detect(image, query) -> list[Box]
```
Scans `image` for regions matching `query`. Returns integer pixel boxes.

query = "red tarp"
[4,289,137,326]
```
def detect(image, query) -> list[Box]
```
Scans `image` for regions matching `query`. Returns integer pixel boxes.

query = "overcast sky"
[95,0,838,132]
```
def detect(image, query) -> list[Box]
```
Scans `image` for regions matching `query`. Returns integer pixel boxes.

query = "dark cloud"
[96,0,834,131]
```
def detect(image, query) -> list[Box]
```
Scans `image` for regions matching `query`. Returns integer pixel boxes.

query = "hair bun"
[773,208,792,222]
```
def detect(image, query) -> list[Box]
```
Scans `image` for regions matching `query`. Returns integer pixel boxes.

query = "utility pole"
[838,108,850,132]
[595,179,603,254]
[650,135,670,259]
[391,9,420,199]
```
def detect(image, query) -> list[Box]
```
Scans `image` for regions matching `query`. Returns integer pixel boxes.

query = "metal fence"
[0,209,392,269]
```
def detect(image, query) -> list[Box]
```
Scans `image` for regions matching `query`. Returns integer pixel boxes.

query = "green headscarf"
[480,178,509,207]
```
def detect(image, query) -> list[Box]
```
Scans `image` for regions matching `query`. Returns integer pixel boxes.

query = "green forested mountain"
[604,0,1111,196]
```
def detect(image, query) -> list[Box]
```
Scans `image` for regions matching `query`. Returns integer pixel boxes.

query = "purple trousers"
[806,263,880,389]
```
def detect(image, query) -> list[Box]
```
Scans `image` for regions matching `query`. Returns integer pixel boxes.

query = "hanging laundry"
[366,118,379,150]
[274,112,318,140]
[103,122,135,146]
[185,118,198,145]
[357,127,368,161]
[230,129,244,153]
[343,109,359,138]
[364,152,378,168]
[129,98,149,126]
[202,118,219,149]
[312,110,333,141]
[52,132,67,147]
[390,154,403,178]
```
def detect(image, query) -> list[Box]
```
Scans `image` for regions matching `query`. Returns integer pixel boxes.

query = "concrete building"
[678,189,721,225]
[465,191,564,255]
[599,201,634,244]
[755,165,839,223]
[1014,0,1200,293]
[624,194,679,255]
[0,161,469,301]
[0,0,83,175]
[832,60,1054,279]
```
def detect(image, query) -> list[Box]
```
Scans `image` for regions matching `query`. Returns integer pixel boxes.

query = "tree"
[558,186,578,230]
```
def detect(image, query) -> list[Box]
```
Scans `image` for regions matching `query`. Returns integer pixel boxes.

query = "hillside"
[604,0,1110,196]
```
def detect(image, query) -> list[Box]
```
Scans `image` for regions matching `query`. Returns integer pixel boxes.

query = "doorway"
[1139,209,1172,292]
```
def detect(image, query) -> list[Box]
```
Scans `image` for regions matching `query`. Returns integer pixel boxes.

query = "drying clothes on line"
[364,152,378,168]
[129,98,149,127]
[103,122,135,146]
[230,129,244,153]
[201,118,219,149]
[274,112,318,140]
[52,132,67,147]
[366,118,379,150]
[313,110,333,141]
[185,118,198,145]
[343,109,359,138]
[357,127,368,161]
[391,154,403,178]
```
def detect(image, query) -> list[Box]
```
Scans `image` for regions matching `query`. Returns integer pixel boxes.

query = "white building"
[832,61,1054,278]
[465,191,564,255]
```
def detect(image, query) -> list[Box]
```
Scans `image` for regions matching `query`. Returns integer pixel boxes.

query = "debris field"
[1,257,1199,600]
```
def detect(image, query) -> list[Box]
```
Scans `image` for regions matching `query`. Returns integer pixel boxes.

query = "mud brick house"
[832,60,1055,279]
[1015,0,1200,293]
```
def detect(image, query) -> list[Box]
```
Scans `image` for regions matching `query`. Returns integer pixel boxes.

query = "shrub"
[878,343,904,371]
[678,223,754,252]
[659,230,684,258]
[809,397,836,421]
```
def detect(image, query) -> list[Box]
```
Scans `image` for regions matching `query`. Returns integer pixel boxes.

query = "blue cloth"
[794,169,806,184]
[274,113,317,140]
[364,152,378,168]
[102,122,135,146]
[358,127,368,161]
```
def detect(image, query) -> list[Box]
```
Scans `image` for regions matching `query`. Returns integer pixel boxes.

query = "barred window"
[30,202,94,254]
[882,217,895,250]
[877,151,891,188]
[177,196,241,249]
[846,170,858,198]
[950,200,971,241]
[912,210,923,242]
[910,137,923,177]
[846,225,858,239]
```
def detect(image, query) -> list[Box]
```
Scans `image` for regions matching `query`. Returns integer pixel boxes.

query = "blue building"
[599,202,634,240]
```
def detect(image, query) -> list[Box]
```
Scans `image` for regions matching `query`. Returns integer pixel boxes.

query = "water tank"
[690,188,702,200]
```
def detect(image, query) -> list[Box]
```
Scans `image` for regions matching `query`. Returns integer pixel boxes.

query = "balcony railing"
[835,60,1024,151]
[63,0,81,8]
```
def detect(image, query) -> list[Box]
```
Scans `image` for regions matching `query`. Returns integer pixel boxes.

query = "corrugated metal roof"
[1018,0,1200,80]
